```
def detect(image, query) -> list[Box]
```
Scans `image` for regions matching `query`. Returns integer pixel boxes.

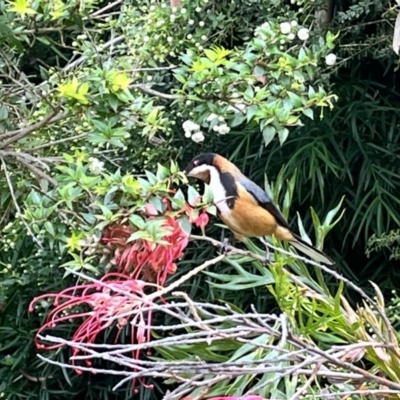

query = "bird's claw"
[262,252,271,266]
[261,238,271,265]
[220,237,231,254]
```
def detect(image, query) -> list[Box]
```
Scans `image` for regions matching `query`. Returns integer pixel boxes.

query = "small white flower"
[288,33,295,40]
[199,21,205,27]
[207,113,218,122]
[167,36,173,43]
[184,131,192,138]
[189,19,194,25]
[187,34,193,40]
[279,22,291,34]
[297,28,309,41]
[261,22,270,28]
[191,131,205,143]
[325,53,337,66]
[290,20,298,27]
[212,125,220,132]
[182,120,200,132]
[181,7,187,13]
[88,158,104,175]
[201,35,207,40]
[217,123,230,135]
[196,6,202,12]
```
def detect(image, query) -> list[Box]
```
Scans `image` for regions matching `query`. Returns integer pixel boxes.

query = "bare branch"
[25,133,88,152]
[0,112,66,146]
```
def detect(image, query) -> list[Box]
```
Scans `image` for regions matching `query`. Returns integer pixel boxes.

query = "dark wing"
[238,175,291,230]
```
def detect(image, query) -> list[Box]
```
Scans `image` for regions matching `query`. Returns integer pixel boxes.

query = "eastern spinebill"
[184,152,334,265]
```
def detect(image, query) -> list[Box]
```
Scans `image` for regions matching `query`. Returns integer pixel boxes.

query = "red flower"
[101,216,188,286]
[187,205,210,235]
[29,273,154,390]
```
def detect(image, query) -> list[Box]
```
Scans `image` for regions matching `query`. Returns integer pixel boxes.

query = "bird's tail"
[290,234,334,265]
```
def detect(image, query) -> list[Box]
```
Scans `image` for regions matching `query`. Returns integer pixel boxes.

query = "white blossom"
[288,33,295,40]
[279,22,291,34]
[290,20,298,27]
[199,21,205,27]
[297,28,309,41]
[325,53,337,66]
[207,113,218,122]
[191,131,205,143]
[182,120,200,132]
[216,123,230,135]
[88,158,104,175]
[184,131,192,138]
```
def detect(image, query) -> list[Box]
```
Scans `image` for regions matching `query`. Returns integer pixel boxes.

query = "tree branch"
[0,112,66,146]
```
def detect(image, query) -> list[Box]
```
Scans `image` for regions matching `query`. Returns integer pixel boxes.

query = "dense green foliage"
[1,0,400,399]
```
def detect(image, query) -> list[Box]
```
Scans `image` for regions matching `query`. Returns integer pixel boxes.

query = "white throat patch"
[189,165,231,217]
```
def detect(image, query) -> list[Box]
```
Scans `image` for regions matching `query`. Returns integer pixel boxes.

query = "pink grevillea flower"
[29,273,154,390]
[101,216,189,286]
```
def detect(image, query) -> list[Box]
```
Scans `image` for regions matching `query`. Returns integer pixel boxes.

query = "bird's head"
[183,153,217,183]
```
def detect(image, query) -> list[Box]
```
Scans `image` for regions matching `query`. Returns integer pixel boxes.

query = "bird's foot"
[260,237,272,265]
[220,237,231,254]
[262,246,271,265]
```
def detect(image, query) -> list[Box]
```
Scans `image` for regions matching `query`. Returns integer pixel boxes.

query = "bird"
[184,152,334,265]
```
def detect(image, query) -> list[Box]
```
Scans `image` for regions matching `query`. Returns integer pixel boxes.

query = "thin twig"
[25,133,88,152]
[147,254,225,301]
[0,112,66,145]
[288,363,321,400]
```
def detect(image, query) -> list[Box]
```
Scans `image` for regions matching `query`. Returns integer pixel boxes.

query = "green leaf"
[278,128,289,145]
[302,108,314,119]
[0,105,8,120]
[129,215,146,229]
[178,215,192,235]
[187,185,200,206]
[44,221,55,236]
[322,195,345,227]
[156,164,170,180]
[262,126,276,146]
